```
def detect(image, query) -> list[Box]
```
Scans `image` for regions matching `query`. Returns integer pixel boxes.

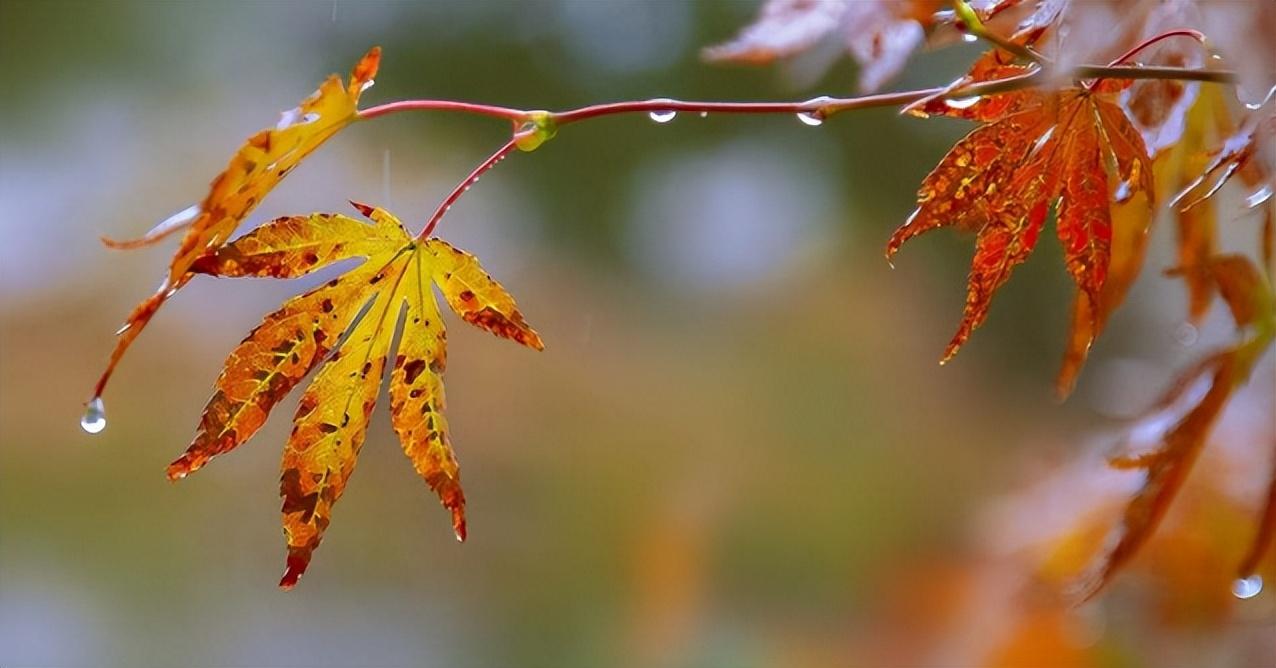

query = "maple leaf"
[887,65,1154,369]
[89,47,381,408]
[1079,254,1275,599]
[1170,95,1275,272]
[166,203,543,589]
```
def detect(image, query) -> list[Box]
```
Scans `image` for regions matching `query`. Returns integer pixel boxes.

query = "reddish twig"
[1107,29,1208,66]
[419,135,523,238]
[359,99,526,123]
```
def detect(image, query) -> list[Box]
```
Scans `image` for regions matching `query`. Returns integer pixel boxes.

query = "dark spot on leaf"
[403,359,427,384]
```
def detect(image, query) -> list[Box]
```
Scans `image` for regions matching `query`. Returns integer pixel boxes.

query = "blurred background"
[1,1,1272,666]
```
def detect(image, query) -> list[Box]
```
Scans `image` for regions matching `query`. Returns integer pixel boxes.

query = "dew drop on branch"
[649,110,677,123]
[796,112,823,127]
[1232,575,1263,599]
[962,33,978,43]
[81,397,107,434]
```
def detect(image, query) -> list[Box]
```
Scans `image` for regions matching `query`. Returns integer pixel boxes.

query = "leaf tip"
[279,553,309,590]
[940,337,965,366]
[453,512,467,543]
[351,46,382,91]
[349,200,376,217]
[165,456,197,482]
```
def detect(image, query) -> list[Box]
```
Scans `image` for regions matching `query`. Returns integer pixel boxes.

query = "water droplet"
[360,79,375,93]
[796,112,823,127]
[944,96,981,110]
[1232,575,1263,599]
[962,33,978,43]
[1210,53,1223,61]
[648,109,677,123]
[698,111,708,118]
[1172,322,1199,347]
[160,204,201,229]
[1114,180,1133,203]
[81,397,107,434]
[1245,185,1273,208]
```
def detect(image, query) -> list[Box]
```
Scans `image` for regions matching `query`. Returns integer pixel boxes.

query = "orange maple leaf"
[888,66,1154,374]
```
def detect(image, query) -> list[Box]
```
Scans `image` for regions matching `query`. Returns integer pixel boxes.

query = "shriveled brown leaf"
[90,47,381,409]
[1080,254,1275,599]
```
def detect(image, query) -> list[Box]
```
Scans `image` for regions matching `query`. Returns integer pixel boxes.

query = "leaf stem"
[951,0,1045,65]
[359,99,527,123]
[1107,29,1208,66]
[418,135,522,238]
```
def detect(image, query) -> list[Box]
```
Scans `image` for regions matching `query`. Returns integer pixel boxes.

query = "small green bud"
[515,110,558,152]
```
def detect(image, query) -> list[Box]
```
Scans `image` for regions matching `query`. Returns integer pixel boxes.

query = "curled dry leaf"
[703,0,945,93]
[167,203,542,589]
[1173,99,1275,213]
[888,59,1154,370]
[90,47,381,406]
[1080,254,1274,599]
[1157,86,1236,324]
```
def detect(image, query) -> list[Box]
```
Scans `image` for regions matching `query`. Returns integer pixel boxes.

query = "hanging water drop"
[1172,322,1198,347]
[699,111,708,118]
[81,397,107,434]
[1232,575,1263,599]
[944,96,981,110]
[796,111,824,127]
[962,33,978,43]
[648,109,677,123]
